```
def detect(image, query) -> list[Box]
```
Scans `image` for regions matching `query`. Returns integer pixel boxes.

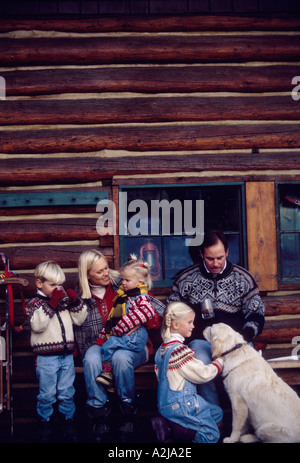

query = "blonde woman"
[74,249,164,442]
[154,302,223,443]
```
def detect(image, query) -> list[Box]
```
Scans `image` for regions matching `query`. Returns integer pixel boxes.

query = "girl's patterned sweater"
[155,334,223,391]
[97,285,158,344]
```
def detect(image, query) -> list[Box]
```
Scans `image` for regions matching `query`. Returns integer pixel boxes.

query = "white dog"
[203,322,300,443]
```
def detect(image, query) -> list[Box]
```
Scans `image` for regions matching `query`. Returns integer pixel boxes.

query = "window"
[276,182,300,284]
[119,183,245,287]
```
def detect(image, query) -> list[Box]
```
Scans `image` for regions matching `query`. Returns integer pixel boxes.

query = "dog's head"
[203,323,245,359]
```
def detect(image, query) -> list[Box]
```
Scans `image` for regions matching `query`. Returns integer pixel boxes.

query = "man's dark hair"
[200,230,229,253]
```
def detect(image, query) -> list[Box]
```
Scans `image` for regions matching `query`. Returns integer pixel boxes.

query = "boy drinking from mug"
[25,261,87,442]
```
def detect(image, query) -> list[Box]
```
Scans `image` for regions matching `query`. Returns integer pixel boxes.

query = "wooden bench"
[74,327,161,390]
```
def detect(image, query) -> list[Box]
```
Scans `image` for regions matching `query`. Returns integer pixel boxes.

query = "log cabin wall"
[1,0,300,422]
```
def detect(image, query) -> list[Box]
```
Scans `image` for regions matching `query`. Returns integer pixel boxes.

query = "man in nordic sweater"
[167,230,265,405]
[168,230,265,342]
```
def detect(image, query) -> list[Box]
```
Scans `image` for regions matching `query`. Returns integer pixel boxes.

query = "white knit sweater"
[25,290,87,355]
[155,333,223,391]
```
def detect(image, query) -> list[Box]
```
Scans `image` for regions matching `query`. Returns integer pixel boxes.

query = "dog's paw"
[223,436,238,443]
[239,434,259,443]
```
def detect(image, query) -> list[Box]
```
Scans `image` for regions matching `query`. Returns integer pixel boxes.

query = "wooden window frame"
[117,182,246,288]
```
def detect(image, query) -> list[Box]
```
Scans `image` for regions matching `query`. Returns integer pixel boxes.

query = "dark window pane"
[278,183,300,283]
[281,233,300,279]
[226,234,240,266]
[164,236,194,279]
[120,184,244,286]
[279,184,300,232]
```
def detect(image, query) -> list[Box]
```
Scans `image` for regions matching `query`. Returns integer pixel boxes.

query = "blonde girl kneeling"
[155,302,223,443]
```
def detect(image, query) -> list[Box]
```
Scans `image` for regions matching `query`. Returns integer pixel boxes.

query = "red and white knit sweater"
[112,294,156,336]
[97,285,158,344]
[25,290,87,355]
[155,333,223,391]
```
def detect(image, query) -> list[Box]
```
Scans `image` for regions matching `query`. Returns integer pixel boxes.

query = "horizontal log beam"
[2,245,113,270]
[4,65,300,96]
[1,15,300,32]
[263,294,300,316]
[270,369,300,386]
[2,95,300,125]
[113,171,300,185]
[1,123,300,155]
[1,35,300,66]
[1,150,300,186]
[256,317,300,343]
[0,218,99,243]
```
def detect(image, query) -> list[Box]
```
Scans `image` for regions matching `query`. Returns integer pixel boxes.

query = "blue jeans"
[188,339,221,406]
[156,342,223,443]
[101,326,148,362]
[36,354,76,421]
[83,343,146,409]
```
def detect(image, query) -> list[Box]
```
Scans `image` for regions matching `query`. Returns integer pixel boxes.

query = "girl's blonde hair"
[34,261,65,285]
[161,301,194,341]
[121,254,152,290]
[78,249,118,299]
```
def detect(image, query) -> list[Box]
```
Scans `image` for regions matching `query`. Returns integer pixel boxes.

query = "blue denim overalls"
[155,342,223,443]
[101,292,149,362]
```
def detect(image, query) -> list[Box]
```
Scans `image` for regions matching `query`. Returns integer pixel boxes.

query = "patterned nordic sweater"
[25,290,87,355]
[155,334,223,391]
[167,260,265,342]
[103,285,156,339]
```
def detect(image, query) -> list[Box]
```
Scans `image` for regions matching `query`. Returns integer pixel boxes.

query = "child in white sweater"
[25,261,87,442]
[155,301,223,443]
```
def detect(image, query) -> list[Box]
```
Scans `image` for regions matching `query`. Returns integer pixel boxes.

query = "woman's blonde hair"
[121,254,152,290]
[78,249,118,299]
[161,301,194,341]
[34,261,65,285]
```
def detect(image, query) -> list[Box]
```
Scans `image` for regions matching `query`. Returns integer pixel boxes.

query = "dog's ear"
[203,326,211,342]
[211,336,224,359]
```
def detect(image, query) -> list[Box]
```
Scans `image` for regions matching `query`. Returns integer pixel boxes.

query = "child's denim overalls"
[101,294,149,362]
[155,342,223,443]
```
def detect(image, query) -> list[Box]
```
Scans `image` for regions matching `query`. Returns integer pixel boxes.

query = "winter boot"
[38,419,52,443]
[118,400,138,442]
[87,403,111,443]
[61,416,79,443]
[151,416,172,443]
